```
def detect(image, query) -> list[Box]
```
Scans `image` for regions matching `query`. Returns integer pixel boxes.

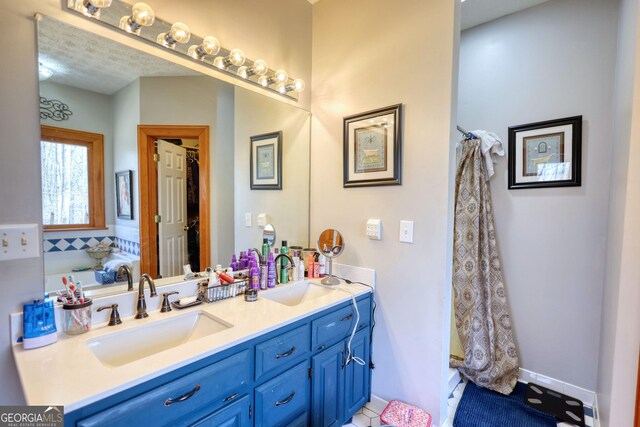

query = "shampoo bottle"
[280,241,289,284]
[292,250,301,282]
[307,252,315,278]
[239,251,248,270]
[260,256,267,290]
[261,238,270,260]
[230,254,239,271]
[318,254,326,277]
[298,259,305,282]
[267,253,276,288]
[250,260,260,290]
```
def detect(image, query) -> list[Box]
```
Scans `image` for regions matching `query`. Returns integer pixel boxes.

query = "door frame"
[138,125,210,277]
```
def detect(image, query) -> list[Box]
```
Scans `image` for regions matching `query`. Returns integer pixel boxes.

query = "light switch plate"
[0,224,40,261]
[366,219,382,240]
[244,212,252,227]
[399,220,414,243]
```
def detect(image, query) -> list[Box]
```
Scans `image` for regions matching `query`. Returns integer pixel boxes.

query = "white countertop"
[12,279,371,413]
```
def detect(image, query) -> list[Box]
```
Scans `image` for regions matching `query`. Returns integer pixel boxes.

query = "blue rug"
[453,381,557,427]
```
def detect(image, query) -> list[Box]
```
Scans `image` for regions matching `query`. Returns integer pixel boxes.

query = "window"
[40,125,105,230]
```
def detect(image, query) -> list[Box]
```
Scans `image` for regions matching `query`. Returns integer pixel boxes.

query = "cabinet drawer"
[255,324,310,382]
[191,395,251,427]
[255,361,310,427]
[312,296,371,352]
[77,350,250,427]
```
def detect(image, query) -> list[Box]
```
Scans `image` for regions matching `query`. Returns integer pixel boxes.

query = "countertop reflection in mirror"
[37,16,311,298]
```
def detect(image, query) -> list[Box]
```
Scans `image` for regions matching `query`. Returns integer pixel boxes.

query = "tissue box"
[94,269,116,284]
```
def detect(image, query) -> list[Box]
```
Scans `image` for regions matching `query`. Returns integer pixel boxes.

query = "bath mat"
[453,381,557,427]
[525,383,585,426]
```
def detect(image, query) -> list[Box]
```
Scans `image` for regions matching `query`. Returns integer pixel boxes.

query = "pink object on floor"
[380,400,432,427]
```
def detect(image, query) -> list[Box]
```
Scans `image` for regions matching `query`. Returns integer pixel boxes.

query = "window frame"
[41,125,106,231]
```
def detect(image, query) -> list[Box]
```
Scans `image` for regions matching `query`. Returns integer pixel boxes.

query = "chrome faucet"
[117,264,133,291]
[273,254,294,284]
[135,274,157,319]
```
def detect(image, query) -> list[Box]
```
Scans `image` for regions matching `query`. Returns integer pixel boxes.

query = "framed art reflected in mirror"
[250,131,282,190]
[115,170,133,220]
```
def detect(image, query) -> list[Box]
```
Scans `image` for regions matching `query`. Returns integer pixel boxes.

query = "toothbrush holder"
[62,299,93,335]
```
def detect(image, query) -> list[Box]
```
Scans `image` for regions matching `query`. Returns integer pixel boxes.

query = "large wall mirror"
[38,16,311,296]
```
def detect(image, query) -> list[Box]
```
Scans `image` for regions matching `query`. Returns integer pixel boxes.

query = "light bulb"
[276,83,287,94]
[157,22,191,48]
[293,79,305,92]
[258,76,271,87]
[82,0,112,17]
[253,59,268,76]
[188,36,220,60]
[213,57,227,70]
[39,63,53,81]
[171,22,191,43]
[229,49,246,67]
[237,66,249,79]
[119,3,155,35]
[275,69,288,83]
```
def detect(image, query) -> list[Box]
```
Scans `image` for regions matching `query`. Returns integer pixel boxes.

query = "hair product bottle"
[280,240,289,284]
[267,253,276,288]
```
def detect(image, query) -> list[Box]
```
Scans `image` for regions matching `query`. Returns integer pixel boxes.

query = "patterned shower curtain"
[450,138,520,395]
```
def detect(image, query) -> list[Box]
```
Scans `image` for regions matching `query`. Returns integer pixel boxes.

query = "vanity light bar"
[65,0,304,101]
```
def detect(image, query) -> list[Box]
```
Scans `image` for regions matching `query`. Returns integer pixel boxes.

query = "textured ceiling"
[38,17,199,95]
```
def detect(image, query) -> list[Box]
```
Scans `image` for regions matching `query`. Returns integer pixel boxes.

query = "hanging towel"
[462,130,504,180]
[103,259,132,272]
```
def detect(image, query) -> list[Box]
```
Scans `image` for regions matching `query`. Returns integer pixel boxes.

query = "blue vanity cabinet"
[343,328,371,417]
[311,341,345,427]
[64,293,372,427]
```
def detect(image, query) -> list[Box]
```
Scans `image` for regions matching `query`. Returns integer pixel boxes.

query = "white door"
[157,139,188,278]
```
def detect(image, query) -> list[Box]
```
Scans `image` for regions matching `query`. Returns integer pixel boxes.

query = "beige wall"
[598,0,640,424]
[234,87,311,253]
[310,0,457,422]
[0,0,311,405]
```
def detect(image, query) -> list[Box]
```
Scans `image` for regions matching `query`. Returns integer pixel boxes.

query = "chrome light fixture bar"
[65,0,304,101]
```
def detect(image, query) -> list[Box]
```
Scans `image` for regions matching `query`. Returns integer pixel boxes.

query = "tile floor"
[343,403,383,427]
[443,379,596,427]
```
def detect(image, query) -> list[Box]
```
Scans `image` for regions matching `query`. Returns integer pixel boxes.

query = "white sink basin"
[86,311,232,367]
[262,281,336,307]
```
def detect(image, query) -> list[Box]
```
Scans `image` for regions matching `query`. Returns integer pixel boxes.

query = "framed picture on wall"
[115,170,133,220]
[508,116,582,189]
[343,104,403,187]
[250,131,282,190]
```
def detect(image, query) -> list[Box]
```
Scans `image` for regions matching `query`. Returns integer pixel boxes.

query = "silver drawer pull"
[339,313,353,322]
[275,346,296,359]
[275,391,296,406]
[164,384,201,407]
[223,392,239,402]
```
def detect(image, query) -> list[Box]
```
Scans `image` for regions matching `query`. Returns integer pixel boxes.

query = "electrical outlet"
[0,224,40,261]
[245,212,252,227]
[366,219,382,240]
[399,220,414,243]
